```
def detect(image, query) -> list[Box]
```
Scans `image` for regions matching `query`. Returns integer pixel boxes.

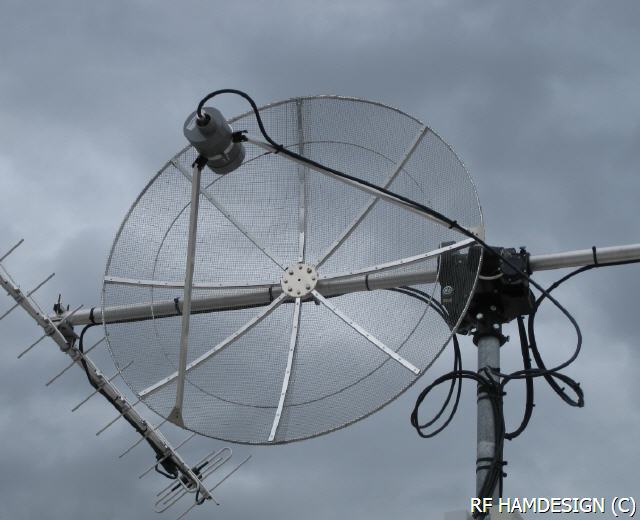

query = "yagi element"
[119,418,169,459]
[156,450,253,520]
[71,360,134,412]
[1,272,55,322]
[155,448,232,512]
[94,396,141,436]
[46,337,105,386]
[139,432,197,479]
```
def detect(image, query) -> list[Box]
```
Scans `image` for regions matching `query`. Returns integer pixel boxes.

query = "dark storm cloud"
[1,1,639,519]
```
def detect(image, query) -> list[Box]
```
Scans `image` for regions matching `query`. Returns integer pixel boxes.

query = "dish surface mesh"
[102,96,483,443]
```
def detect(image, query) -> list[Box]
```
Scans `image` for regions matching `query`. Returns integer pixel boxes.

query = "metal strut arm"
[170,159,205,427]
[315,125,429,268]
[103,276,275,290]
[140,293,287,398]
[295,98,307,263]
[268,298,301,442]
[311,290,420,375]
[172,158,285,270]
[322,238,474,279]
[266,102,307,443]
[100,237,465,293]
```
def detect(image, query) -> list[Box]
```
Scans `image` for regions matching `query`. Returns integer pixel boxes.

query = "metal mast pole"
[475,333,502,503]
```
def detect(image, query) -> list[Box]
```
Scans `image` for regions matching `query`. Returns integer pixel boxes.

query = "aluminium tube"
[528,242,640,271]
[62,242,640,327]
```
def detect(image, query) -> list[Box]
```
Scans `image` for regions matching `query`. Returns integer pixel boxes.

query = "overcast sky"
[1,1,639,519]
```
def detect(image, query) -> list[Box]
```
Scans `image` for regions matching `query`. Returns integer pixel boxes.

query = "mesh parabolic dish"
[102,96,483,444]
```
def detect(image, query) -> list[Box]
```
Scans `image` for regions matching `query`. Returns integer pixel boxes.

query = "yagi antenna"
[3,89,640,519]
[0,241,250,518]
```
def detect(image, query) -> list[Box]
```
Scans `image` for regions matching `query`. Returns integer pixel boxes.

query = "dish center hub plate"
[281,263,318,298]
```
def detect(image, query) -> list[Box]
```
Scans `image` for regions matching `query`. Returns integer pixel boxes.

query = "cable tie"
[268,286,273,302]
[591,245,599,265]
[232,130,248,143]
[173,297,182,316]
[89,307,96,325]
[364,274,371,291]
[192,154,208,169]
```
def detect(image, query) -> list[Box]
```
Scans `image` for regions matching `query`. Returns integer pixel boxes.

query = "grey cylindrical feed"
[183,107,245,174]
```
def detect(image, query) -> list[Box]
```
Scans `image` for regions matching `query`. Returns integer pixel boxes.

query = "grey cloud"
[1,1,639,519]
